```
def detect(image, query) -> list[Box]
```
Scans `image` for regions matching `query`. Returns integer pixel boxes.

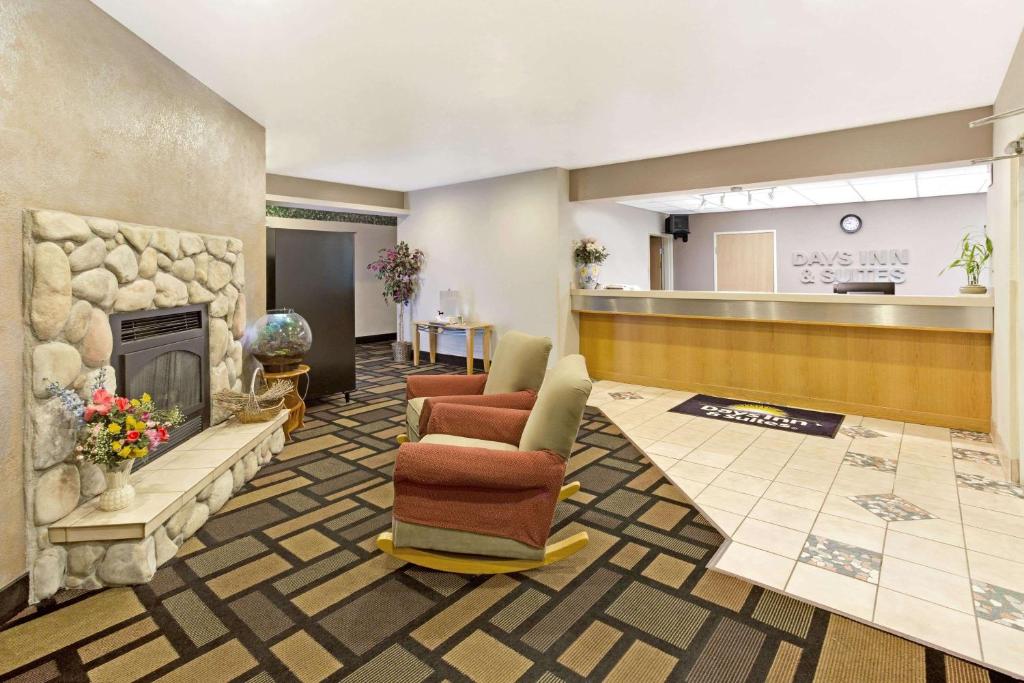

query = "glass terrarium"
[248,308,312,372]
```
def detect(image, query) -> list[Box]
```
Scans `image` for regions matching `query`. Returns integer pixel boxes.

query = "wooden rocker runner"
[378,353,593,574]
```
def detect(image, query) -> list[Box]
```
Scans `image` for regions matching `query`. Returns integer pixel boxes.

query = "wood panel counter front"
[572,290,993,431]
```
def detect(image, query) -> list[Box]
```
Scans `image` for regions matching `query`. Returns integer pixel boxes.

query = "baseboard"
[356,333,397,344]
[0,574,29,625]
[417,351,486,371]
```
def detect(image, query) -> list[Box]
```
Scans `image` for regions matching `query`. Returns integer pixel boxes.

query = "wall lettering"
[792,249,909,284]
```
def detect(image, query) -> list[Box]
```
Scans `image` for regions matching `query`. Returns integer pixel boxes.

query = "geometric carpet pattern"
[0,343,1014,682]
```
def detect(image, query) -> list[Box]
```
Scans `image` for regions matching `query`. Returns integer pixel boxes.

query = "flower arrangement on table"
[368,241,425,360]
[49,372,183,510]
[572,238,609,289]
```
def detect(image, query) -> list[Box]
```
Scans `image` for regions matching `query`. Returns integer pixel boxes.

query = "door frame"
[713,229,778,292]
[648,234,674,290]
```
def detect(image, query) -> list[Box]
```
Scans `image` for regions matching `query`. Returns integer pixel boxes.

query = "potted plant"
[368,241,425,361]
[941,230,993,294]
[49,373,183,511]
[573,238,609,289]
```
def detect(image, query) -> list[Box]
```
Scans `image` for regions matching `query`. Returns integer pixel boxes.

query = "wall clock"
[840,214,862,234]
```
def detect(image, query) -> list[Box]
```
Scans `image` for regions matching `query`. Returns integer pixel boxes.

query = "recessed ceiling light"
[616,163,988,215]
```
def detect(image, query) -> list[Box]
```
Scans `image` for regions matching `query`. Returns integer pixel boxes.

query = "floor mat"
[671,394,844,438]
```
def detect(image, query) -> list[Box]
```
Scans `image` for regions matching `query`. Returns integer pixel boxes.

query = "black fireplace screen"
[110,304,211,469]
[126,350,202,409]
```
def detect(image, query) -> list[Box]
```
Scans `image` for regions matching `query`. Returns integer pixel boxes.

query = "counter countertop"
[571,289,993,332]
[571,289,993,308]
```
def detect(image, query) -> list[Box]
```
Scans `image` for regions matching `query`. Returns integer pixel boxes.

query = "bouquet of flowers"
[573,238,609,265]
[49,372,183,470]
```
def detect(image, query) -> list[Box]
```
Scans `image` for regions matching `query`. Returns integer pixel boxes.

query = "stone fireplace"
[22,209,284,602]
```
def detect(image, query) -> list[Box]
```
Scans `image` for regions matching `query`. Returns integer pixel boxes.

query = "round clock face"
[840,214,862,234]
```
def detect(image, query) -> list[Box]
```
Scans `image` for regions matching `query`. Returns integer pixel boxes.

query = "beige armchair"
[403,330,552,442]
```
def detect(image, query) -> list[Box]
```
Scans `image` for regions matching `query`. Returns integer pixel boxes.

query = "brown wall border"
[569,107,993,201]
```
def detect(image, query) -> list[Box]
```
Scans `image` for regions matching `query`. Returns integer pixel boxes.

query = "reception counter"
[572,289,994,430]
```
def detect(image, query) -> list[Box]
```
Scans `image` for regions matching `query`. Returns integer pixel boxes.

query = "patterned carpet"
[0,343,1014,682]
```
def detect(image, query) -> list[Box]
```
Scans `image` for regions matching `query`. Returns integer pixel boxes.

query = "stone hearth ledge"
[44,412,286,590]
[49,411,287,543]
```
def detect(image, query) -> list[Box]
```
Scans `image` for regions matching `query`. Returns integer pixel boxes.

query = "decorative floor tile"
[848,494,936,522]
[839,426,886,439]
[843,452,896,473]
[973,580,1024,631]
[951,429,993,444]
[798,534,882,583]
[953,447,1002,467]
[610,391,645,400]
[956,473,1024,500]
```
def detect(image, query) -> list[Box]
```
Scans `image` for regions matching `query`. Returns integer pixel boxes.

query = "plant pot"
[960,285,988,295]
[392,340,412,362]
[98,460,135,512]
[576,263,601,289]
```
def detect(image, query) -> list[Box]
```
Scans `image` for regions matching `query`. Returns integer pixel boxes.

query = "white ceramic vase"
[98,460,135,511]
[577,263,601,289]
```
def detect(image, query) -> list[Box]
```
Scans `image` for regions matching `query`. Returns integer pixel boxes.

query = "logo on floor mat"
[671,394,844,438]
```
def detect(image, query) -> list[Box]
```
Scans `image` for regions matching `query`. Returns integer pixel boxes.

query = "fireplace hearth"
[110,304,211,468]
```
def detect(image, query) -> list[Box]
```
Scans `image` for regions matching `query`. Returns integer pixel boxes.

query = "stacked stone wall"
[23,209,253,601]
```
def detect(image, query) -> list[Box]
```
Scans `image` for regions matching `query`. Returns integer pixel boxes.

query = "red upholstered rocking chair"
[401,330,552,442]
[379,354,593,573]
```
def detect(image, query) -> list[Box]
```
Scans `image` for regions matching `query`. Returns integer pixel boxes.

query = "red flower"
[114,397,131,412]
[125,430,140,443]
[157,426,169,442]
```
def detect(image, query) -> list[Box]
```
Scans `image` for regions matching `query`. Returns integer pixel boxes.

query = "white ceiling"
[621,163,992,214]
[92,1,1024,192]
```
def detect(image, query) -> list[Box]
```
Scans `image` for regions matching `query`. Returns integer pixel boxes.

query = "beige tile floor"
[588,380,1024,679]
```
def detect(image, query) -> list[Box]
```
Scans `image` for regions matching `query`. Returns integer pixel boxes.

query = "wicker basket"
[214,367,288,423]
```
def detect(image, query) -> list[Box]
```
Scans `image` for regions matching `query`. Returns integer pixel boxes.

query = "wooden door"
[649,236,664,290]
[715,231,776,292]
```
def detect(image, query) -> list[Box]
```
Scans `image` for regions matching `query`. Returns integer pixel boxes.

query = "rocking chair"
[378,354,593,573]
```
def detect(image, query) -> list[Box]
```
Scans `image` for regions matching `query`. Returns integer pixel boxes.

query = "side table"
[411,322,494,374]
[264,364,310,442]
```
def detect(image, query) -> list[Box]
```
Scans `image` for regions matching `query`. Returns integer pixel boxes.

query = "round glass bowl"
[248,308,312,371]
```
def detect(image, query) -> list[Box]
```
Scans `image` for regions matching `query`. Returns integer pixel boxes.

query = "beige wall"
[569,108,993,201]
[0,1,266,589]
[988,29,1024,480]
[398,169,563,359]
[267,174,406,211]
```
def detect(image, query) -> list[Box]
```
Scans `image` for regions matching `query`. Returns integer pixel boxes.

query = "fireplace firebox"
[110,304,211,469]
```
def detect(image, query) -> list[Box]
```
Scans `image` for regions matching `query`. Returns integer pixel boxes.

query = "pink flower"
[87,402,111,417]
[91,388,113,406]
[114,397,131,412]
[145,429,161,445]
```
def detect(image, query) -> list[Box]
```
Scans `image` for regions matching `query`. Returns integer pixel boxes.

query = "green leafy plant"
[941,230,992,287]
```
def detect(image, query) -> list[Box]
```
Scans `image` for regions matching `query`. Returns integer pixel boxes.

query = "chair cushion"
[406,397,427,442]
[419,433,519,451]
[392,520,544,560]
[519,354,592,460]
[483,331,552,395]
